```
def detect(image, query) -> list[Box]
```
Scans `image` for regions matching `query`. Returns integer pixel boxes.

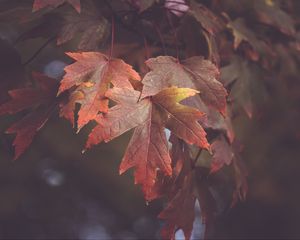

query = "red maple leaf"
[210,135,234,173]
[32,0,81,13]
[159,150,216,239]
[58,52,141,129]
[188,1,224,35]
[86,86,209,199]
[0,73,60,159]
[141,56,227,115]
[159,172,196,240]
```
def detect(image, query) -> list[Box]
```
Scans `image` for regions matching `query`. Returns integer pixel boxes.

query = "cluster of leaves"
[0,0,299,239]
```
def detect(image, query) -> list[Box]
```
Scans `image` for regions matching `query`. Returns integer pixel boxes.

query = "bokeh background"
[0,0,300,239]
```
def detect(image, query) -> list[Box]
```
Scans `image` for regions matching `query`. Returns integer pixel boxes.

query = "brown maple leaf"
[188,0,224,35]
[159,159,216,239]
[32,0,81,13]
[58,52,141,129]
[210,135,234,173]
[254,0,295,36]
[221,55,264,118]
[140,136,188,202]
[159,172,196,240]
[57,2,109,50]
[0,72,60,159]
[227,18,273,61]
[86,86,209,199]
[141,56,227,115]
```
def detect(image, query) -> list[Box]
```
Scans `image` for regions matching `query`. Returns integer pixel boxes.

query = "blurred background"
[0,0,300,239]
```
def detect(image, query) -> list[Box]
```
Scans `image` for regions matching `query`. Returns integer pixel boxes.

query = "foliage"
[0,0,298,239]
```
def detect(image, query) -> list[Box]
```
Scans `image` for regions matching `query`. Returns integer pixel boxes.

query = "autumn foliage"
[0,0,299,239]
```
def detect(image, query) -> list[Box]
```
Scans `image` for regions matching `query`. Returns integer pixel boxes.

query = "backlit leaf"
[59,52,140,130]
[0,73,60,159]
[86,87,209,199]
[141,56,227,115]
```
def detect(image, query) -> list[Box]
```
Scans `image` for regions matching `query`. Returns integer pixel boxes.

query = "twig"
[143,36,150,59]
[166,10,179,61]
[192,148,202,168]
[109,16,115,60]
[22,36,56,66]
[153,23,167,55]
[103,0,183,56]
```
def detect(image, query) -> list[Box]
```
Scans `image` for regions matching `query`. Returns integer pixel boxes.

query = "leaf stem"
[109,16,115,60]
[22,36,56,66]
[143,36,150,59]
[103,0,181,53]
[192,148,202,168]
[153,23,167,55]
[166,11,179,62]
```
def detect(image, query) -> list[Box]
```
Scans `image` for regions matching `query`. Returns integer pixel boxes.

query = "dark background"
[0,1,300,239]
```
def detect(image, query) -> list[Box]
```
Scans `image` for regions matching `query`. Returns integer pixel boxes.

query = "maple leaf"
[210,135,234,173]
[32,0,81,13]
[141,56,227,115]
[178,88,234,142]
[57,3,109,50]
[221,55,264,118]
[169,135,186,177]
[202,106,234,143]
[85,87,151,147]
[159,172,196,240]
[59,91,83,126]
[152,87,209,149]
[17,2,107,50]
[0,73,60,159]
[203,31,220,66]
[194,168,217,239]
[254,0,295,36]
[58,52,140,129]
[159,159,216,239]
[121,122,172,199]
[188,0,224,35]
[86,86,209,199]
[142,136,188,201]
[157,137,195,240]
[227,18,273,61]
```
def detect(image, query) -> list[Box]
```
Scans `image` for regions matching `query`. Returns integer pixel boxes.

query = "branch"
[102,0,182,54]
[22,36,56,66]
